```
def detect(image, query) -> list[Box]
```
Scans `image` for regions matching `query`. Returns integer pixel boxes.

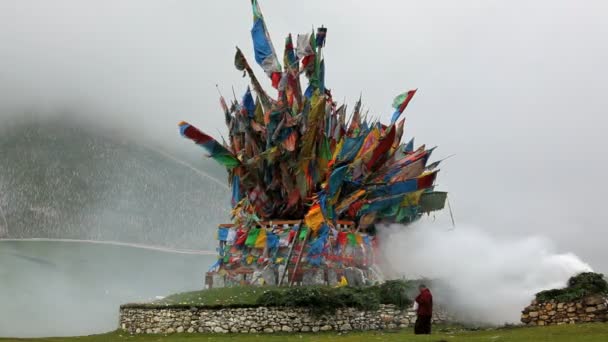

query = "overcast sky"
[1,1,607,272]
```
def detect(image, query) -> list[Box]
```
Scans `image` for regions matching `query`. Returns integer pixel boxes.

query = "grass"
[127,281,413,311]
[3,324,608,342]
[124,286,282,308]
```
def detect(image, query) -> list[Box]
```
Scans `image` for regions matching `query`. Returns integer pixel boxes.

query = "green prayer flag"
[299,227,309,240]
[347,233,357,246]
[419,191,448,212]
[392,92,409,109]
[245,227,261,247]
[320,137,332,160]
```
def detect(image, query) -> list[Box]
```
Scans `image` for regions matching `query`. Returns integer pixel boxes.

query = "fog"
[0,240,214,338]
[1,0,608,334]
[381,223,593,324]
[2,0,606,267]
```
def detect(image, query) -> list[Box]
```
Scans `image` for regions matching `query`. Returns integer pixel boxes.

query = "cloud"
[380,223,593,324]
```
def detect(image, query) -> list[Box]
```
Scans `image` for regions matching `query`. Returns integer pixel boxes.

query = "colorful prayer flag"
[250,0,282,81]
[391,89,417,124]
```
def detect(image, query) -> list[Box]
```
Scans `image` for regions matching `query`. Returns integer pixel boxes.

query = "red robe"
[415,288,433,316]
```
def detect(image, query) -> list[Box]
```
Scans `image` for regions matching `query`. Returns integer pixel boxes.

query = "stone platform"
[120,304,450,334]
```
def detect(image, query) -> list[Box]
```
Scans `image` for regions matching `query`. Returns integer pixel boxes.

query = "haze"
[1,0,607,275]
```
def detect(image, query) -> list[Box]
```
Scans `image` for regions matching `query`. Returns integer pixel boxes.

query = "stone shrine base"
[521,295,608,326]
[120,304,450,334]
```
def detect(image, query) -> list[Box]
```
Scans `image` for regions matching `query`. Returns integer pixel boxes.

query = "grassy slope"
[129,281,418,308]
[0,117,229,250]
[154,287,274,306]
[4,324,608,342]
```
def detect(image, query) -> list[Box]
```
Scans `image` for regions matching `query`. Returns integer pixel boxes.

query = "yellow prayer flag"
[304,204,324,233]
[254,228,267,248]
[401,189,426,207]
[335,276,348,287]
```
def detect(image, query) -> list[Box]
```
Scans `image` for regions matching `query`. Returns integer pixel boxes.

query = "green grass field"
[4,324,608,342]
[153,287,272,306]
[128,280,416,309]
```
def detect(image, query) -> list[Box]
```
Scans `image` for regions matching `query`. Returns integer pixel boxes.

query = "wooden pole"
[278,221,301,286]
[289,227,310,287]
[447,195,456,230]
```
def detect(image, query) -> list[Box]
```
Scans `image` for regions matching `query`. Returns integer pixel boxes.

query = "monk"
[414,284,433,334]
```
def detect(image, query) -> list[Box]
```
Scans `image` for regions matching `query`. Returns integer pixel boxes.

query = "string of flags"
[179,0,447,277]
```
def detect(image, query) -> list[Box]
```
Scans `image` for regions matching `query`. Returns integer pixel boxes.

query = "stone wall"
[120,304,450,334]
[521,295,608,326]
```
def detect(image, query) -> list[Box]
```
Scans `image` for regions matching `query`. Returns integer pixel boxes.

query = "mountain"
[0,116,230,250]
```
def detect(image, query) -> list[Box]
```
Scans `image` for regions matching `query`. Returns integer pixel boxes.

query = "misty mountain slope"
[0,117,230,250]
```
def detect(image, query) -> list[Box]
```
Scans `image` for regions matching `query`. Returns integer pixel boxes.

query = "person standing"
[414,284,433,334]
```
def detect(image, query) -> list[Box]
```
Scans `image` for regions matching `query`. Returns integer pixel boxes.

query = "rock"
[344,267,365,286]
[340,323,352,331]
[327,269,339,286]
[213,327,227,333]
[118,302,453,336]
[262,268,278,286]
[586,307,597,313]
[211,273,225,288]
[584,295,605,306]
[302,269,325,286]
[529,312,539,317]
[381,314,393,322]
[263,328,274,333]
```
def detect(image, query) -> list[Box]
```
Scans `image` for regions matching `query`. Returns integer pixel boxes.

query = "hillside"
[0,117,230,250]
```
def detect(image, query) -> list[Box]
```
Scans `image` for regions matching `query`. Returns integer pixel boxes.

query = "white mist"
[379,223,592,325]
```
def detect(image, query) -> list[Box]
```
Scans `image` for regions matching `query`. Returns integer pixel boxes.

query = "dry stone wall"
[521,295,608,326]
[120,304,450,334]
